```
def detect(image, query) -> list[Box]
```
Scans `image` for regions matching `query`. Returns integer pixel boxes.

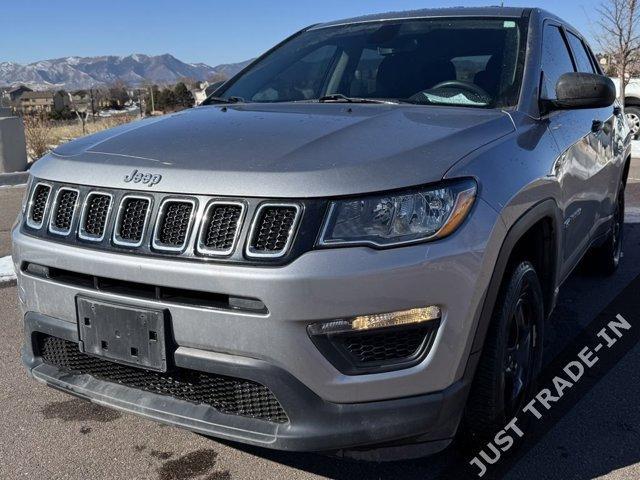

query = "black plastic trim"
[22,312,470,453]
[310,321,440,375]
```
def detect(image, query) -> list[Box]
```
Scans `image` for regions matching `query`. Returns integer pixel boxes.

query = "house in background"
[189,81,210,105]
[20,90,69,114]
[0,85,33,108]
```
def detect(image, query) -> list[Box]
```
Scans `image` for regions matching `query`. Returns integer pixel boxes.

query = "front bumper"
[23,312,471,453]
[12,196,503,404]
[14,196,505,451]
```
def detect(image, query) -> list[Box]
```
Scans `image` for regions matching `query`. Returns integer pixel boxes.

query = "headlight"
[318,179,476,248]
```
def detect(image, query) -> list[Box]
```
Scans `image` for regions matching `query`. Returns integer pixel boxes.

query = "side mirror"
[550,72,616,110]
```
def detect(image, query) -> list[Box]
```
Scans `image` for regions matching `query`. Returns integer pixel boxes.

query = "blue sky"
[5,0,601,66]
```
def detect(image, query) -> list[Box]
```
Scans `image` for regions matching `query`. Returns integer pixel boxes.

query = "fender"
[468,198,563,358]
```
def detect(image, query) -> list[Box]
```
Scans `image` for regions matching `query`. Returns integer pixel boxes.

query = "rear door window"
[566,32,596,73]
[541,25,576,99]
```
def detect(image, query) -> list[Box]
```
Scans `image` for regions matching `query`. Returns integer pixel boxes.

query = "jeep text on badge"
[123,169,162,187]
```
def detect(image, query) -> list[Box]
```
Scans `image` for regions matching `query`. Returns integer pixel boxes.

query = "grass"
[49,115,136,145]
[24,114,139,161]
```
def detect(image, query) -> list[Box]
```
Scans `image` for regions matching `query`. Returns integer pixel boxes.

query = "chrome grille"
[198,202,244,256]
[79,193,112,241]
[49,188,79,235]
[22,180,309,264]
[247,204,300,258]
[27,183,51,229]
[153,199,195,251]
[114,196,150,246]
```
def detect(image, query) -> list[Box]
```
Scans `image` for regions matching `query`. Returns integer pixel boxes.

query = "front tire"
[589,185,625,276]
[461,261,544,442]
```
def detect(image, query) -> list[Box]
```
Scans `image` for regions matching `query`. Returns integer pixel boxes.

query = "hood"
[32,103,514,198]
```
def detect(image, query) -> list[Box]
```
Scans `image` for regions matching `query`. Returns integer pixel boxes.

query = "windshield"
[212,17,526,108]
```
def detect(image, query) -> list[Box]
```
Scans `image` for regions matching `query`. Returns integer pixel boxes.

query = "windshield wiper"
[203,96,244,105]
[316,94,392,104]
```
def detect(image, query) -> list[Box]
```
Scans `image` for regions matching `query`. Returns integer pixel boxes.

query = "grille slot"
[198,202,244,256]
[114,196,151,247]
[153,199,195,251]
[247,204,300,258]
[37,334,287,423]
[26,183,51,229]
[23,262,268,313]
[79,192,112,241]
[49,188,79,235]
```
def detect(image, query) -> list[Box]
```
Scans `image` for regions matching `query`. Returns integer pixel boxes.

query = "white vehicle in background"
[613,77,640,138]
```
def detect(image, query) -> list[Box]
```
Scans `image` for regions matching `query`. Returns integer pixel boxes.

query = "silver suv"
[13,7,630,458]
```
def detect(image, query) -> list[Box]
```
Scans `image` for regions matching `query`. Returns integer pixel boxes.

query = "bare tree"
[23,114,52,160]
[597,0,640,105]
[68,92,91,134]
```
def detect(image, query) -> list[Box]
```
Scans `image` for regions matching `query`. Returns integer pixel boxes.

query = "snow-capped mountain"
[0,54,252,90]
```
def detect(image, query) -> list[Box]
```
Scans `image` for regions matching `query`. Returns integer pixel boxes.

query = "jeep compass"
[13,7,630,458]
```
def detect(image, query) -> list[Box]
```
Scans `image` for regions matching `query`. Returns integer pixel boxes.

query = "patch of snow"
[0,183,27,190]
[632,140,640,159]
[0,256,16,285]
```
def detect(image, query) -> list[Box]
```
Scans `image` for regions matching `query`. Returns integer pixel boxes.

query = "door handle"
[592,120,603,132]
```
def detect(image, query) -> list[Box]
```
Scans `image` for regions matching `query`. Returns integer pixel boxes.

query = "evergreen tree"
[174,82,195,108]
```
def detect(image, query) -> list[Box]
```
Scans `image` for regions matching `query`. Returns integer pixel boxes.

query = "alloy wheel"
[626,112,640,136]
[503,280,536,418]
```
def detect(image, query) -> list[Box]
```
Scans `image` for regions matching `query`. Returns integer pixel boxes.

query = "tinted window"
[566,32,595,73]
[250,45,338,102]
[541,25,575,99]
[350,48,385,97]
[215,18,526,108]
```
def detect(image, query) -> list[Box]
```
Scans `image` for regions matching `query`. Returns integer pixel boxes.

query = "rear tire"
[461,261,544,443]
[589,185,624,276]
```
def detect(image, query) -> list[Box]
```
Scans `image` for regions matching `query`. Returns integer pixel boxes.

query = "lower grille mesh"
[340,326,433,363]
[37,335,288,423]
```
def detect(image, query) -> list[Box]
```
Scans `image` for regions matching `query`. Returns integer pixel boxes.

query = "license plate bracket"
[77,296,168,372]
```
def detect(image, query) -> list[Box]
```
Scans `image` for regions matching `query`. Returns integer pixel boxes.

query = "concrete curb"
[0,279,16,289]
[626,207,640,224]
[0,171,28,187]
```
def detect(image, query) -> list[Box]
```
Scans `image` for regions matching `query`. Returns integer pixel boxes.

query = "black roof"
[311,6,532,29]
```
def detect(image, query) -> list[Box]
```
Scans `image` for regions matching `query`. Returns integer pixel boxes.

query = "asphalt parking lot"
[1,174,640,479]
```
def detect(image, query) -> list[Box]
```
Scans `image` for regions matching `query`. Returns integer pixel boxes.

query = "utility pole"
[148,85,155,114]
[90,88,96,123]
[138,90,144,118]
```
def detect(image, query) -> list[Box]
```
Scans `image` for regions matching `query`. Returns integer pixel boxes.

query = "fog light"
[308,306,441,336]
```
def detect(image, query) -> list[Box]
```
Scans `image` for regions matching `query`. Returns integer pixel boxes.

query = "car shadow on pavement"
[212,224,640,480]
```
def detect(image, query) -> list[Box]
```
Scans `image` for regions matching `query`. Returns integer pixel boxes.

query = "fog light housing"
[308,307,442,375]
[308,306,441,336]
